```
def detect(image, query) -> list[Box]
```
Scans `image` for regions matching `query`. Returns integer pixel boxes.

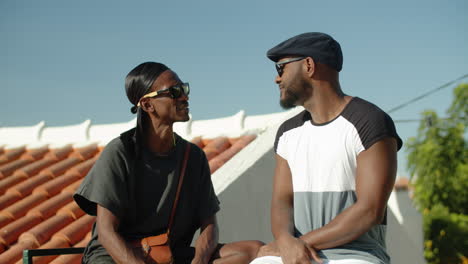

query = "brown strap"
[167,142,190,233]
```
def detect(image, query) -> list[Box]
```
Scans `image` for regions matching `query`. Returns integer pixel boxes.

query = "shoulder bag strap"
[167,142,190,234]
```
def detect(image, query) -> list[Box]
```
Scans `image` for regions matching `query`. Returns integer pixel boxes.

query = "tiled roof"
[0,109,274,264]
[0,134,257,263]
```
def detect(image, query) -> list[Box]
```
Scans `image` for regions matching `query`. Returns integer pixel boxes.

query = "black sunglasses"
[275,57,306,76]
[137,83,190,107]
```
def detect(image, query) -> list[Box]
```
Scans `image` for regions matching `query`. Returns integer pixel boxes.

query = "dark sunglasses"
[275,57,306,76]
[138,82,190,106]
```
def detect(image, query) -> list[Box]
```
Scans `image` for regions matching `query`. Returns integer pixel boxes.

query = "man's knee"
[217,240,264,261]
[239,240,265,259]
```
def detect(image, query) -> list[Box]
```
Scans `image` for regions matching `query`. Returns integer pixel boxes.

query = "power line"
[394,117,451,123]
[394,119,420,123]
[387,73,468,114]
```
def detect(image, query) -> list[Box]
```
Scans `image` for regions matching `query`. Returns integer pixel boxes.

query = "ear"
[140,98,154,113]
[303,57,316,78]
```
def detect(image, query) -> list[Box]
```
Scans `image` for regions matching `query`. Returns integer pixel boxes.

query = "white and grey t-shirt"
[274,97,402,264]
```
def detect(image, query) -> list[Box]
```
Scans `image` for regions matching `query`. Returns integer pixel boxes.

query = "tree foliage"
[406,83,468,263]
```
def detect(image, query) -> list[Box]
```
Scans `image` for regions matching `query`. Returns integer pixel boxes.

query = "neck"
[144,117,175,153]
[302,80,350,124]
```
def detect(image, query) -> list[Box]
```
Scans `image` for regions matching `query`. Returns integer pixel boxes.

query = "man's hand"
[257,241,280,257]
[97,205,146,264]
[191,256,207,264]
[191,215,218,264]
[277,235,322,264]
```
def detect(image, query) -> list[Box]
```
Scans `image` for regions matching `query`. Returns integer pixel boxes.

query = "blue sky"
[1,0,467,176]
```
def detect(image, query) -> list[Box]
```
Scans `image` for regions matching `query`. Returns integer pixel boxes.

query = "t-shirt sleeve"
[350,105,403,153]
[274,110,309,159]
[73,139,129,218]
[274,122,288,159]
[196,150,220,223]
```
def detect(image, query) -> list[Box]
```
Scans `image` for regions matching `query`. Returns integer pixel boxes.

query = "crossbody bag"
[131,143,191,264]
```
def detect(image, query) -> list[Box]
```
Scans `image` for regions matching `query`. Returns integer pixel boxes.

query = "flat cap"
[267,32,343,72]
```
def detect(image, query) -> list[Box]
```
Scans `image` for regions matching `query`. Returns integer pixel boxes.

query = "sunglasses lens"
[171,87,182,98]
[170,83,190,98]
[276,65,283,76]
[183,83,190,95]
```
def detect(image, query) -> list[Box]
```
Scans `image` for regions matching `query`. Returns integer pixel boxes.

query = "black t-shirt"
[74,128,220,263]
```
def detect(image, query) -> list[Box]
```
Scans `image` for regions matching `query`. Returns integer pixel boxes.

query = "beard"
[279,88,300,109]
[279,75,311,109]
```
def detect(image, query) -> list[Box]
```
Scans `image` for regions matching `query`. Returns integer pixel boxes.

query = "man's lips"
[177,102,189,111]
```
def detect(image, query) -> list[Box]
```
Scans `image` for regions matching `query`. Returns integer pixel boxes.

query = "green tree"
[407,83,468,264]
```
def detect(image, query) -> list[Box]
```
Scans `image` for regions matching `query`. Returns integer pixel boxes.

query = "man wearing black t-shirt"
[251,33,402,264]
[74,62,262,264]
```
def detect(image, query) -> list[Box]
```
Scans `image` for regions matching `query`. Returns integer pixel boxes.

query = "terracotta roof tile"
[49,252,81,264]
[0,147,26,167]
[18,146,49,161]
[0,193,22,211]
[0,174,28,196]
[56,201,85,220]
[190,136,204,149]
[52,214,94,246]
[26,237,69,264]
[69,144,99,160]
[0,159,34,179]
[18,214,74,247]
[0,215,42,247]
[27,192,73,220]
[209,135,257,173]
[0,193,48,224]
[5,174,52,198]
[201,138,213,147]
[203,137,231,161]
[32,173,81,197]
[227,137,240,145]
[28,215,94,264]
[49,233,91,264]
[394,177,410,191]
[0,215,14,229]
[0,240,37,264]
[40,157,83,178]
[43,145,73,161]
[12,158,60,179]
[62,179,83,195]
[66,156,98,178]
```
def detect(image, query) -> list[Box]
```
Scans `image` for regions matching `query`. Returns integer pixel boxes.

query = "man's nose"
[275,74,281,84]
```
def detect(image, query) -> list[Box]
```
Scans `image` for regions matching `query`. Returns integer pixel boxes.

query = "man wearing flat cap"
[250,33,402,264]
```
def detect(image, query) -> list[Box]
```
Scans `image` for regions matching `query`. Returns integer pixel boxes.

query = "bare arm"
[97,205,146,264]
[300,137,398,249]
[271,153,295,241]
[191,214,219,264]
[266,154,321,263]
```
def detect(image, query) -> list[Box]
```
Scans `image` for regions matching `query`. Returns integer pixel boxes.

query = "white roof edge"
[0,109,302,148]
[212,107,303,194]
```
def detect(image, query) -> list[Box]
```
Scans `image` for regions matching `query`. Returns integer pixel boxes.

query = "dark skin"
[97,70,262,264]
[257,57,398,264]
